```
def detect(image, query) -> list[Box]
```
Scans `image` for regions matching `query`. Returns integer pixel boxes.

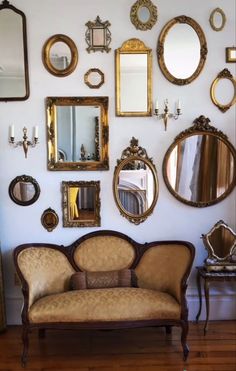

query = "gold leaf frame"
[115,38,152,116]
[62,181,101,228]
[42,34,78,77]
[210,68,236,113]
[130,0,157,31]
[209,8,226,32]
[84,68,105,89]
[157,15,208,85]
[226,47,236,63]
[85,16,111,53]
[46,96,109,171]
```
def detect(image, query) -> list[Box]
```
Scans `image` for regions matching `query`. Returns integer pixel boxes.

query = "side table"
[195,266,236,334]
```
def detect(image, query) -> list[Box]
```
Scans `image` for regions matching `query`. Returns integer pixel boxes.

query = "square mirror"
[85,16,111,53]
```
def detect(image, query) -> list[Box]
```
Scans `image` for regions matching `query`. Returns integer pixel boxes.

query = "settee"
[14,230,195,365]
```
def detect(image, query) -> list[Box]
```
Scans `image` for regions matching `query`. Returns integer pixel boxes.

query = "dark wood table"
[195,266,236,334]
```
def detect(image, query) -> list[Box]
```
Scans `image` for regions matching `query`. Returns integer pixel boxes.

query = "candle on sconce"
[177,99,181,110]
[34,126,39,139]
[155,100,159,110]
[10,125,14,138]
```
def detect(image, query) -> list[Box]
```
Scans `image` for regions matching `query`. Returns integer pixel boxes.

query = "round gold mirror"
[113,137,159,224]
[209,8,226,32]
[163,116,236,207]
[130,0,157,31]
[42,34,78,77]
[9,175,40,206]
[210,68,236,112]
[157,15,207,85]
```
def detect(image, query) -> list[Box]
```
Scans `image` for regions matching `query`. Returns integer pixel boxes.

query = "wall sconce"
[154,99,182,131]
[9,126,39,158]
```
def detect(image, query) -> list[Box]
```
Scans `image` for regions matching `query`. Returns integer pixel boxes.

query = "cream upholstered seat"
[29,288,180,323]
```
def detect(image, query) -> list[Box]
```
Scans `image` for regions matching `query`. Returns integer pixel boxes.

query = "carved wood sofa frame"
[13,230,195,366]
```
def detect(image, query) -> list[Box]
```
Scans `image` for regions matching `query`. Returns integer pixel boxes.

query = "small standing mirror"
[0,0,29,100]
[9,175,40,206]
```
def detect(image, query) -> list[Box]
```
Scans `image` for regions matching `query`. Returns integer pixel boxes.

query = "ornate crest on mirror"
[62,181,101,227]
[9,175,40,206]
[130,0,157,31]
[157,15,207,85]
[85,16,111,53]
[113,137,159,225]
[46,96,109,171]
[163,115,236,207]
[0,0,29,101]
[210,68,236,112]
[41,208,59,232]
[42,34,78,77]
[201,220,236,271]
[115,39,152,116]
[209,8,226,32]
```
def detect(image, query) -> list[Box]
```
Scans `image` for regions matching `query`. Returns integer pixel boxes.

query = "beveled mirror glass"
[157,15,207,85]
[62,181,101,227]
[209,8,226,32]
[9,175,40,206]
[42,34,78,77]
[201,220,236,271]
[210,68,236,112]
[163,116,236,207]
[130,0,157,31]
[0,0,29,101]
[46,96,109,171]
[115,39,152,116]
[113,137,158,224]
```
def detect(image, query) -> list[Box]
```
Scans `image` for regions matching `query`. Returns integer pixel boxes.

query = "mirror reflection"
[138,7,150,23]
[0,1,29,100]
[9,175,40,206]
[49,41,72,70]
[208,225,236,260]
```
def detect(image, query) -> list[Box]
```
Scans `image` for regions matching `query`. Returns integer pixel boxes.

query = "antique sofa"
[14,230,195,365]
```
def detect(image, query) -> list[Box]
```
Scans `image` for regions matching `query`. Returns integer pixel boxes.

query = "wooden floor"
[0,321,235,371]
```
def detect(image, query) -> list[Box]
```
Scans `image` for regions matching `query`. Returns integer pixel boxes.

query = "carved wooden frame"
[130,0,158,31]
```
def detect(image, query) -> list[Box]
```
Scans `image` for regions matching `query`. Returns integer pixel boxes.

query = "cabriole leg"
[21,325,29,367]
[181,321,189,361]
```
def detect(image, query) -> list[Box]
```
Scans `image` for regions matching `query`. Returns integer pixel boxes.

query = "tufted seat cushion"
[28,287,181,324]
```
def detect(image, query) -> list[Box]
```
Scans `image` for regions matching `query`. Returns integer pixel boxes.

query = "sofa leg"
[21,325,29,367]
[165,325,172,334]
[181,321,189,361]
[38,329,46,338]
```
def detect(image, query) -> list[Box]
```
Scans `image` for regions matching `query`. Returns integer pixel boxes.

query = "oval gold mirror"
[209,8,226,32]
[9,175,40,206]
[157,15,207,85]
[42,34,78,77]
[130,0,157,31]
[113,137,159,224]
[163,116,236,207]
[210,68,236,112]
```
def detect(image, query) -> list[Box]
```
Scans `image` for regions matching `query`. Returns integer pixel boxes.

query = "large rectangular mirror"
[0,0,29,101]
[46,96,109,170]
[115,38,152,116]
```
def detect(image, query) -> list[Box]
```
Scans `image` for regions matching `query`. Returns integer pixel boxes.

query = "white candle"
[177,99,181,110]
[34,126,38,138]
[10,125,14,138]
[155,99,159,110]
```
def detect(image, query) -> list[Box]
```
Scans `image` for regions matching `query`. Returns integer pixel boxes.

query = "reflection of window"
[118,180,147,214]
[77,187,95,210]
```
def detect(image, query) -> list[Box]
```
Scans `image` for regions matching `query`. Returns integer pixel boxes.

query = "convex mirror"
[9,175,40,206]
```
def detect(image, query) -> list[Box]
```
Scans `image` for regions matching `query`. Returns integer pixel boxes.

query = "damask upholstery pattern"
[28,287,181,323]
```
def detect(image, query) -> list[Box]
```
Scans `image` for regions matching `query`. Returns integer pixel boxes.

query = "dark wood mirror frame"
[0,0,29,101]
[41,208,59,232]
[9,175,40,206]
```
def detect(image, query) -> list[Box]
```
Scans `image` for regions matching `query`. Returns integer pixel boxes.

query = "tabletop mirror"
[130,0,158,31]
[201,220,236,271]
[9,175,40,206]
[157,15,207,85]
[62,181,101,227]
[210,68,236,112]
[113,137,158,224]
[0,0,29,100]
[42,34,78,77]
[163,115,236,207]
[46,96,109,171]
[115,39,152,116]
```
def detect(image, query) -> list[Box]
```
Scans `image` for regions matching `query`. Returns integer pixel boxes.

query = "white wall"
[0,0,235,324]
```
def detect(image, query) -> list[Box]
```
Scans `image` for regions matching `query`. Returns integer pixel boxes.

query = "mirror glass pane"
[49,41,72,70]
[57,105,100,162]
[164,23,200,79]
[12,181,35,202]
[117,160,155,215]
[120,54,147,112]
[166,134,235,203]
[214,78,235,106]
[68,186,95,221]
[138,6,150,23]
[209,226,236,259]
[0,8,26,98]
[213,11,224,29]
[88,71,102,85]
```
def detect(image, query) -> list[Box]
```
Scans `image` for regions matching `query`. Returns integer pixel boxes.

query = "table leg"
[204,279,210,335]
[195,271,202,322]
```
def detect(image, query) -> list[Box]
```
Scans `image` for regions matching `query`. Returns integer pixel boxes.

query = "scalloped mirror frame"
[130,0,158,31]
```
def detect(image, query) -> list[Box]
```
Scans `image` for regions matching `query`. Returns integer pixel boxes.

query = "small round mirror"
[9,175,40,206]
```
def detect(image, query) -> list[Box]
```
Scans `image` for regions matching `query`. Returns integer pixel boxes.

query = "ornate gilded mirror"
[130,0,157,31]
[113,137,158,224]
[157,15,207,85]
[201,220,236,271]
[9,175,40,206]
[62,181,101,227]
[210,69,236,112]
[46,96,109,171]
[115,39,152,116]
[84,68,104,89]
[209,8,226,32]
[42,34,78,77]
[0,0,29,101]
[163,115,236,207]
[85,16,111,53]
[41,208,59,232]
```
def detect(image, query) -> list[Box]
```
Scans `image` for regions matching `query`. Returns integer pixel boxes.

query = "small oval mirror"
[49,41,72,70]
[130,0,157,31]
[9,175,40,206]
[138,6,150,23]
[209,8,226,31]
[210,69,236,112]
[41,208,59,232]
